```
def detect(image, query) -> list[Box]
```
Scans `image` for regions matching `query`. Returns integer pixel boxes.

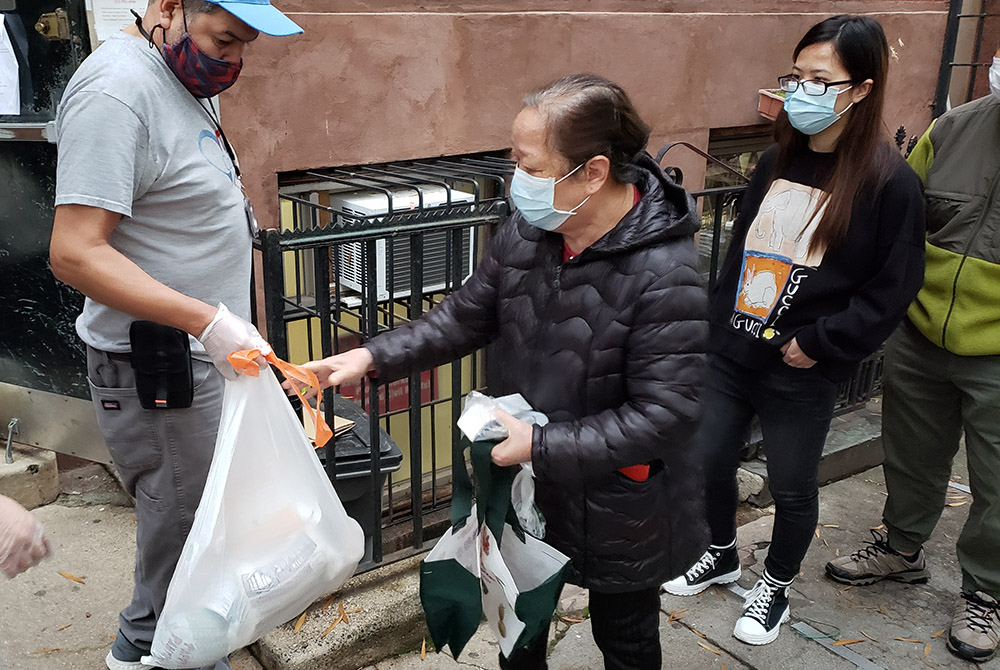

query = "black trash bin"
[315,394,403,564]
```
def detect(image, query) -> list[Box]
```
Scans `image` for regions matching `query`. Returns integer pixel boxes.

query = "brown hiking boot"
[948,591,999,663]
[825,529,929,586]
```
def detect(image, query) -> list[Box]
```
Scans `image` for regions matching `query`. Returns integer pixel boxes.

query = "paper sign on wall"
[0,15,19,116]
[91,0,147,43]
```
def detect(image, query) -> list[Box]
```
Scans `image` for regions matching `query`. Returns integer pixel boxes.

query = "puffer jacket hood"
[367,154,709,592]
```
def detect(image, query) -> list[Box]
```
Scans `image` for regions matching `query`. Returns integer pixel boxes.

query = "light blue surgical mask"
[783,84,854,135]
[510,164,591,231]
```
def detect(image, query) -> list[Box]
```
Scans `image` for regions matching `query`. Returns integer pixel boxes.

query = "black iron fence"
[254,147,885,572]
[253,155,510,572]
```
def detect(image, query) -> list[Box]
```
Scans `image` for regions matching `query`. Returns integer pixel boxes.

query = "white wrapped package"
[457,391,548,442]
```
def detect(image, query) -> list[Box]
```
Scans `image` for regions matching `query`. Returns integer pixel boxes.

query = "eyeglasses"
[778,75,853,96]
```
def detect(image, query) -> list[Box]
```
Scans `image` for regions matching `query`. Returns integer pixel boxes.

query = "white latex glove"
[0,495,52,579]
[196,303,271,380]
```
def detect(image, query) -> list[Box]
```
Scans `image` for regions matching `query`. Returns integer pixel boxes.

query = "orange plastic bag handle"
[227,349,334,448]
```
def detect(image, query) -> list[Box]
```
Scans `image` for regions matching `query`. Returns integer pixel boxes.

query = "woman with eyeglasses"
[662,15,926,645]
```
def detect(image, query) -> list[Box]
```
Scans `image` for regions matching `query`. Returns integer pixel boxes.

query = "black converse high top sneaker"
[662,540,741,596]
[734,571,792,645]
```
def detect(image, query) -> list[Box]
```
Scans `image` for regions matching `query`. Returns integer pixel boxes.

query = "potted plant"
[758,88,785,121]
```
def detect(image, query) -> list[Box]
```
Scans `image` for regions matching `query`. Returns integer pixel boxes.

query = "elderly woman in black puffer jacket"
[302,73,707,670]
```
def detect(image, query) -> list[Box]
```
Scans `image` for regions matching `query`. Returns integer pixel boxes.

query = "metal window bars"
[934,1,1000,116]
[253,154,512,572]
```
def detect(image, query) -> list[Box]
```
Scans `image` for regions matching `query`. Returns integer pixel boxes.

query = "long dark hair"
[523,73,650,184]
[773,15,895,254]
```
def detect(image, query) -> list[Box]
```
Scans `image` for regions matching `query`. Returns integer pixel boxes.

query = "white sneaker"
[733,571,792,645]
[662,541,741,596]
[105,649,156,670]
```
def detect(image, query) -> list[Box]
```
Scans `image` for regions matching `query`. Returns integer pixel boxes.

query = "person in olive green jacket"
[825,65,1000,663]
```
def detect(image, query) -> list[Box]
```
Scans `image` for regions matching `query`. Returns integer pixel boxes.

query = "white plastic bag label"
[143,366,365,669]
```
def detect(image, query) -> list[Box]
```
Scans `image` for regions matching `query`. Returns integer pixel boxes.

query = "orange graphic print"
[736,254,793,320]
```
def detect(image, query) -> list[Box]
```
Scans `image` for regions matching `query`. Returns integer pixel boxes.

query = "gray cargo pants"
[881,322,1000,599]
[87,346,230,670]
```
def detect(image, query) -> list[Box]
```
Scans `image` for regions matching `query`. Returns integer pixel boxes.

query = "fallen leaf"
[421,637,427,660]
[852,605,880,610]
[815,528,821,538]
[321,597,335,613]
[559,616,585,624]
[671,608,689,617]
[822,539,830,547]
[822,524,840,528]
[109,634,116,640]
[921,658,936,669]
[338,602,348,624]
[899,37,905,47]
[894,637,924,643]
[872,524,886,531]
[698,641,722,655]
[842,585,855,591]
[691,628,708,639]
[58,572,86,585]
[836,548,840,557]
[924,642,932,656]
[346,607,362,615]
[879,604,891,616]
[947,502,967,507]
[837,590,854,602]
[32,649,60,655]
[320,616,341,639]
[833,639,864,646]
[931,629,946,639]
[293,612,307,634]
[56,624,71,632]
[862,631,879,642]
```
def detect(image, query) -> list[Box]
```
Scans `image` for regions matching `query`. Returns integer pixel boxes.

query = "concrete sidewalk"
[0,461,261,670]
[1,454,994,670]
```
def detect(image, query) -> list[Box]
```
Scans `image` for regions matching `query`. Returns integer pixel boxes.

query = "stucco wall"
[220,1,950,229]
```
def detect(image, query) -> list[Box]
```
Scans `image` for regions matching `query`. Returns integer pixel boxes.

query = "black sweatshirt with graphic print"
[709,144,926,382]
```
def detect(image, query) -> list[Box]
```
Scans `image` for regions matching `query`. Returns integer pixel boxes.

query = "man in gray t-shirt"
[49,1,301,668]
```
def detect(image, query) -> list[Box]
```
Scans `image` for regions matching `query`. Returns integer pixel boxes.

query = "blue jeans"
[701,353,838,582]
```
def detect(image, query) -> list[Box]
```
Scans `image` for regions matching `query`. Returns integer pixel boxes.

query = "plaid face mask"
[163,33,243,99]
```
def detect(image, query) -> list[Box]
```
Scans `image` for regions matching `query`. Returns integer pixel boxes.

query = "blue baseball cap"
[207,0,303,36]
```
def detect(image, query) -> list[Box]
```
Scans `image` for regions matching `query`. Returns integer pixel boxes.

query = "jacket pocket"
[924,190,976,239]
[585,467,668,559]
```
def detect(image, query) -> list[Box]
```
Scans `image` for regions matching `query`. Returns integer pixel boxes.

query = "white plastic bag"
[143,364,365,669]
[458,392,548,538]
[511,463,546,539]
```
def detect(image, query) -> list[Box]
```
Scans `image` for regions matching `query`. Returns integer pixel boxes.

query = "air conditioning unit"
[330,186,477,302]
